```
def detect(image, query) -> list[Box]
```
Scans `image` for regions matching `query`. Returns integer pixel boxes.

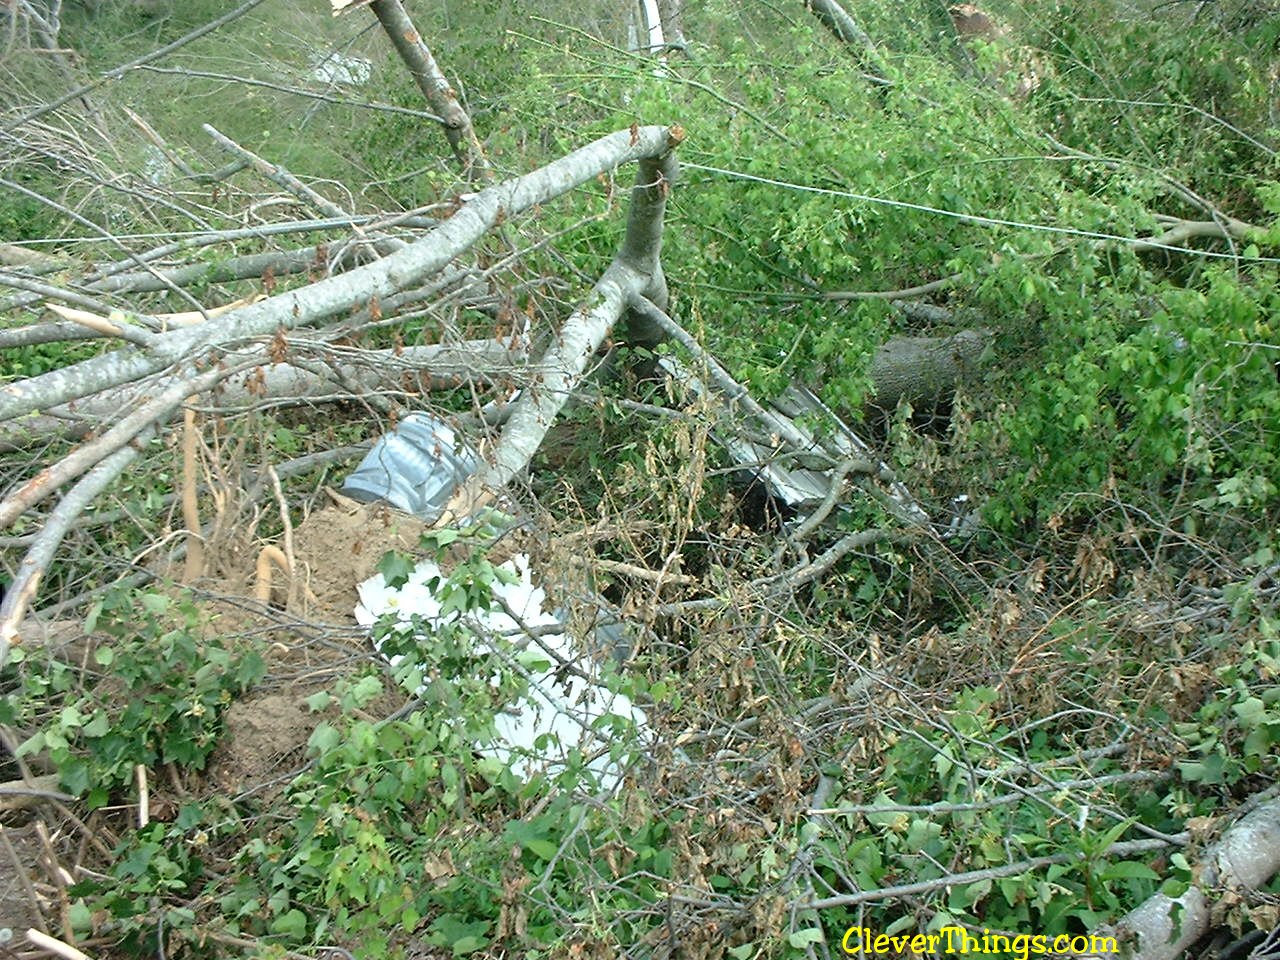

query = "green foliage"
[987,265,1280,528]
[1175,625,1280,789]
[13,587,264,809]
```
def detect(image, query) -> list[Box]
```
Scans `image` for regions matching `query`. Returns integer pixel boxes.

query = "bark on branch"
[866,328,991,413]
[1082,799,1280,960]
[803,0,890,83]
[442,138,684,518]
[0,126,684,426]
[367,0,490,177]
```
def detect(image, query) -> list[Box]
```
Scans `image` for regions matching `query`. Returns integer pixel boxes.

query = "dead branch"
[44,302,157,348]
[800,837,1177,911]
[0,363,241,531]
[181,405,205,583]
[0,339,524,450]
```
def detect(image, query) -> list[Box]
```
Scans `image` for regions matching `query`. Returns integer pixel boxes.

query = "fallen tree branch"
[441,136,684,517]
[1,428,157,666]
[44,302,157,349]
[803,0,890,84]
[797,837,1177,910]
[1132,214,1258,253]
[203,123,368,226]
[1,126,682,425]
[365,0,490,176]
[0,339,525,449]
[1080,798,1280,960]
[0,363,244,532]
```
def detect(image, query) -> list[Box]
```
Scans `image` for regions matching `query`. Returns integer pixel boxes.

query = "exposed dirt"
[287,498,430,619]
[207,691,318,799]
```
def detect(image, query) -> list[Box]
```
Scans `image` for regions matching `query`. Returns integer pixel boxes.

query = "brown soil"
[287,498,430,619]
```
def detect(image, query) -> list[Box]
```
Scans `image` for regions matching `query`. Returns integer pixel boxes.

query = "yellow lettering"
[1010,934,1031,960]
[1031,935,1049,955]
[872,934,890,953]
[1092,935,1119,954]
[942,927,961,952]
[841,927,864,954]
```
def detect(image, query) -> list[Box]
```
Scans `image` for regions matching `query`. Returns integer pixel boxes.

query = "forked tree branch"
[0,126,684,425]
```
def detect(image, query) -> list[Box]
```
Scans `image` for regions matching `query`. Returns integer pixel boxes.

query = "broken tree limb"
[1078,799,1280,960]
[0,339,525,449]
[0,126,684,426]
[0,427,157,666]
[204,124,370,227]
[44,303,158,349]
[803,0,890,83]
[441,143,683,519]
[1,296,262,350]
[366,0,490,177]
[866,328,991,413]
[1132,214,1258,253]
[0,363,245,532]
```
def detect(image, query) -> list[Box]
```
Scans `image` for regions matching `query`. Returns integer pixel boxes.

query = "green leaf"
[269,908,308,939]
[82,711,110,738]
[377,551,414,588]
[788,928,825,948]
[304,691,333,713]
[306,723,340,756]
[1099,861,1160,881]
[526,839,559,861]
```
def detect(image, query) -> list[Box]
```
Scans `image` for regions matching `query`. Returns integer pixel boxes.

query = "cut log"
[866,328,990,414]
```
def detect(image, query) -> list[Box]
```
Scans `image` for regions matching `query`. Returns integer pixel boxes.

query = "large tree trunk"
[657,0,686,50]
